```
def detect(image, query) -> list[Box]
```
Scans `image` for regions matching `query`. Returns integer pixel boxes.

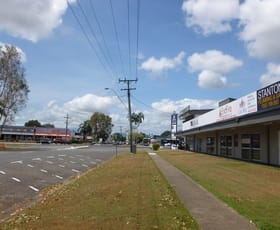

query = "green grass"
[0,151,199,230]
[158,150,280,230]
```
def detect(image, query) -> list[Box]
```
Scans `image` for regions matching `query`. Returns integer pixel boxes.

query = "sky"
[1,0,280,136]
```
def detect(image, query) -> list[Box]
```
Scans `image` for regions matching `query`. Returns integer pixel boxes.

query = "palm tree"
[131,112,144,128]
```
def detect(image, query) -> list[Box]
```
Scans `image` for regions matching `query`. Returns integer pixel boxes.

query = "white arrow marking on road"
[0,170,6,175]
[80,159,85,161]
[70,161,76,164]
[58,154,66,157]
[59,164,65,168]
[55,175,63,180]
[47,156,55,158]
[12,177,21,182]
[11,160,23,164]
[32,158,42,161]
[29,185,39,192]
[40,169,48,173]
[72,169,80,173]
[27,164,34,168]
[58,158,64,161]
[90,161,97,165]
[46,161,53,164]
[96,159,102,162]
[82,164,89,168]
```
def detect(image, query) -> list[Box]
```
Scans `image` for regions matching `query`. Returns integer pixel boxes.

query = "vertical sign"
[171,113,177,140]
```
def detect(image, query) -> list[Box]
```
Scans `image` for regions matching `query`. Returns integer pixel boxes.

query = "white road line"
[12,177,21,182]
[40,169,48,173]
[29,185,39,192]
[70,161,76,164]
[96,159,102,162]
[55,175,63,180]
[90,161,97,165]
[46,161,53,164]
[82,164,89,168]
[47,156,55,158]
[58,164,65,168]
[58,154,66,157]
[72,169,80,173]
[32,158,42,161]
[69,156,75,159]
[80,159,85,161]
[0,170,6,175]
[58,158,64,160]
[10,160,23,164]
[27,164,34,168]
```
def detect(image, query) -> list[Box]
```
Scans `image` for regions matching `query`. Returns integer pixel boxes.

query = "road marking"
[32,158,42,161]
[69,156,75,159]
[0,170,6,175]
[70,161,76,164]
[58,158,64,160]
[90,161,97,165]
[27,164,34,168]
[82,164,89,168]
[10,160,23,164]
[46,161,53,164]
[55,175,63,180]
[47,156,55,158]
[58,164,65,168]
[96,159,102,162]
[72,169,80,173]
[40,169,48,173]
[58,154,66,157]
[12,177,21,182]
[29,185,39,192]
[80,159,85,161]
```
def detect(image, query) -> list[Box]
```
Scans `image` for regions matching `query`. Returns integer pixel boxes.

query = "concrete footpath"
[149,153,257,230]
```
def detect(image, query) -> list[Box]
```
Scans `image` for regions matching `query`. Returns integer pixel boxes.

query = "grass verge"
[0,151,199,230]
[158,150,280,230]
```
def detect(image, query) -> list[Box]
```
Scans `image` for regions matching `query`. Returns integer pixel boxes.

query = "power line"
[76,0,117,80]
[109,0,127,79]
[67,1,115,80]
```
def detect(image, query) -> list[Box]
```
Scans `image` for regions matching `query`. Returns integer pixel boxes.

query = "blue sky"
[1,0,280,135]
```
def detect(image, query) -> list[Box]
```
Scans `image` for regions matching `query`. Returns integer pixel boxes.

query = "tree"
[42,123,55,128]
[111,132,126,143]
[24,120,42,127]
[160,130,171,138]
[79,120,92,140]
[0,45,29,127]
[131,112,144,128]
[90,112,113,142]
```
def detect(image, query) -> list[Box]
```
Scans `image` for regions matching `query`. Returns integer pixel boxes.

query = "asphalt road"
[0,143,127,220]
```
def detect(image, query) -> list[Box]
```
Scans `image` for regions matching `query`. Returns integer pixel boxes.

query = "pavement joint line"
[0,170,6,175]
[12,177,21,182]
[29,185,39,192]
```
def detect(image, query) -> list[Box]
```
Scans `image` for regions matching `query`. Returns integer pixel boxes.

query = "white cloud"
[239,0,280,60]
[140,51,186,77]
[187,50,242,89]
[0,0,76,42]
[182,0,239,35]
[198,70,227,88]
[188,50,243,73]
[260,63,280,87]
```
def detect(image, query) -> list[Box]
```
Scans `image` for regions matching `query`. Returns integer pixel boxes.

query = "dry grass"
[0,151,199,230]
[158,150,280,230]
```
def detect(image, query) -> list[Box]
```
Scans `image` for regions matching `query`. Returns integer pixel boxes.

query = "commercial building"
[0,126,72,142]
[178,80,280,166]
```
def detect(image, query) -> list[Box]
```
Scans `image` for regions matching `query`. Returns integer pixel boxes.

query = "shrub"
[152,143,160,151]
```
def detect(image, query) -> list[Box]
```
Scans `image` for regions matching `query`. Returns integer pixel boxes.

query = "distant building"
[0,125,72,142]
[177,80,280,166]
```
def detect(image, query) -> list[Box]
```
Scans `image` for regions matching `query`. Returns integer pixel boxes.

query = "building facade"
[178,81,280,166]
[0,126,72,142]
